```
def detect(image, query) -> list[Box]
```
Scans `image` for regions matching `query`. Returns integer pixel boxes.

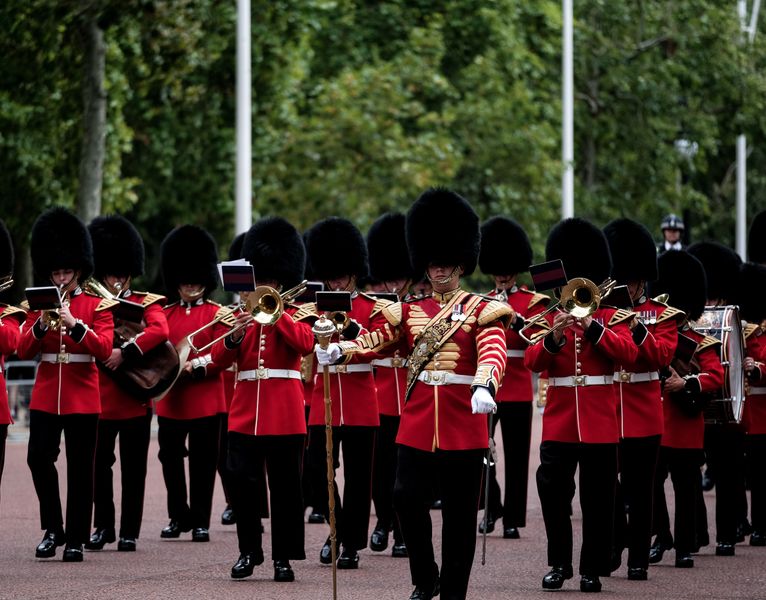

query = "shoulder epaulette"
[744,323,760,340]
[527,292,550,309]
[1,304,27,321]
[133,292,166,307]
[370,296,394,317]
[20,300,30,311]
[608,308,636,327]
[381,302,403,326]
[293,303,319,322]
[477,300,515,327]
[96,298,120,312]
[656,305,686,325]
[698,335,722,352]
[205,299,222,308]
[214,306,239,328]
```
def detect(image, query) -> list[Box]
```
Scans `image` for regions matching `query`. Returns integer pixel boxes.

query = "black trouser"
[372,414,403,542]
[482,402,533,528]
[216,413,233,506]
[301,406,322,512]
[613,435,660,569]
[747,434,766,533]
[0,424,7,504]
[93,411,152,539]
[394,445,484,600]
[227,432,306,560]
[652,447,703,554]
[27,410,99,546]
[157,414,220,529]
[537,441,617,576]
[308,424,376,551]
[707,425,746,544]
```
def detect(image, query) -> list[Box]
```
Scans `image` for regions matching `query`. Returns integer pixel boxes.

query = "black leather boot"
[85,528,116,550]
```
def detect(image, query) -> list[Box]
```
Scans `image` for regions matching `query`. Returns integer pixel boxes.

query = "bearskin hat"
[30,207,94,283]
[479,216,532,276]
[160,225,219,298]
[748,210,766,264]
[88,215,145,280]
[649,250,707,321]
[367,212,413,282]
[406,188,480,278]
[228,232,245,261]
[305,217,368,281]
[735,262,766,323]
[0,219,13,278]
[687,241,741,303]
[603,218,658,283]
[242,217,306,290]
[545,218,612,284]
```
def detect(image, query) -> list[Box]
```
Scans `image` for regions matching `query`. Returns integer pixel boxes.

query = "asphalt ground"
[2,411,766,600]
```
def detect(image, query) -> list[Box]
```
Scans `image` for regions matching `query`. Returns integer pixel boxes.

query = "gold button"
[259,359,265,366]
[576,369,582,375]
[434,363,440,369]
[576,362,582,368]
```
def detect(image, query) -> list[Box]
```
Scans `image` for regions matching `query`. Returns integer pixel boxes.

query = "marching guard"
[476,216,548,540]
[316,189,512,600]
[19,208,115,561]
[85,215,170,552]
[603,218,681,580]
[525,218,638,593]
[157,225,228,542]
[211,217,313,582]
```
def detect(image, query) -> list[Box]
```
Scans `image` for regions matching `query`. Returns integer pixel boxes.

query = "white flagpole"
[236,0,252,235]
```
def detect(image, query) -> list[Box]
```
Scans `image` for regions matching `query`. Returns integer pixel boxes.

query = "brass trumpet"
[186,280,308,353]
[518,277,616,345]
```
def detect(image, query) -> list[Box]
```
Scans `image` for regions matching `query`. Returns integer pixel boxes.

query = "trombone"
[518,277,616,345]
[0,274,13,294]
[186,280,308,353]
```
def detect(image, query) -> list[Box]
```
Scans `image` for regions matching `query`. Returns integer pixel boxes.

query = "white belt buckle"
[391,357,404,368]
[256,367,268,380]
[422,371,432,384]
[335,364,347,374]
[57,352,70,364]
[574,375,585,386]
[431,372,443,384]
[619,371,631,383]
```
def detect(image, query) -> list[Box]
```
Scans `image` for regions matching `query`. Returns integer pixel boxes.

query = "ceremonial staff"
[313,313,339,600]
[481,411,496,566]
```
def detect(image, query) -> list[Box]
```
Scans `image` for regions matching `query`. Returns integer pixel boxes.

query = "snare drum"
[693,305,745,423]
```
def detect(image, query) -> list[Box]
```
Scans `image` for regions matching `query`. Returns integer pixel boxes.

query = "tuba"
[84,277,181,401]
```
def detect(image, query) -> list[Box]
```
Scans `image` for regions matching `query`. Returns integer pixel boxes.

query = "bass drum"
[694,305,745,423]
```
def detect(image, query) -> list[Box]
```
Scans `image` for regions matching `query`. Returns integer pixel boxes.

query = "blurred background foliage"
[2,0,766,296]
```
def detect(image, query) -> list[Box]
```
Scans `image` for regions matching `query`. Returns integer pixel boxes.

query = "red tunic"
[741,325,766,434]
[18,290,114,415]
[156,299,226,420]
[338,290,511,452]
[495,288,548,403]
[0,306,24,424]
[98,292,169,420]
[661,329,725,449]
[615,300,681,438]
[211,309,314,436]
[373,339,409,417]
[298,293,383,427]
[524,307,639,444]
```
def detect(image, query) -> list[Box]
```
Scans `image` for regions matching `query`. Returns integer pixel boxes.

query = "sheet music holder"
[25,286,62,311]
[218,259,256,293]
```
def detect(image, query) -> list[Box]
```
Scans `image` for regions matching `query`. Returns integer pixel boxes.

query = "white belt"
[613,371,660,384]
[326,364,373,374]
[506,349,525,358]
[371,358,409,368]
[237,368,302,381]
[41,353,94,364]
[417,370,474,386]
[749,387,766,395]
[548,375,612,387]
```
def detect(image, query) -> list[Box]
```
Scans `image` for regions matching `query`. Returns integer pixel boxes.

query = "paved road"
[1,412,765,599]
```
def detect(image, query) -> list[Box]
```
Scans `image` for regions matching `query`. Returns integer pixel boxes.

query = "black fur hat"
[650,250,707,321]
[603,218,658,283]
[242,217,306,289]
[687,241,741,303]
[30,207,94,283]
[89,215,145,279]
[748,210,766,264]
[406,188,480,278]
[735,262,766,323]
[305,217,368,281]
[0,219,13,277]
[479,216,532,275]
[367,212,413,282]
[160,225,219,298]
[228,232,245,261]
[545,218,612,284]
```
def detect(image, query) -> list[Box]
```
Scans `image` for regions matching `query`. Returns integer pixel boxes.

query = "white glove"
[315,343,342,365]
[471,387,497,415]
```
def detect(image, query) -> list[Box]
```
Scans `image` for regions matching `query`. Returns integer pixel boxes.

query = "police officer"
[658,214,685,253]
